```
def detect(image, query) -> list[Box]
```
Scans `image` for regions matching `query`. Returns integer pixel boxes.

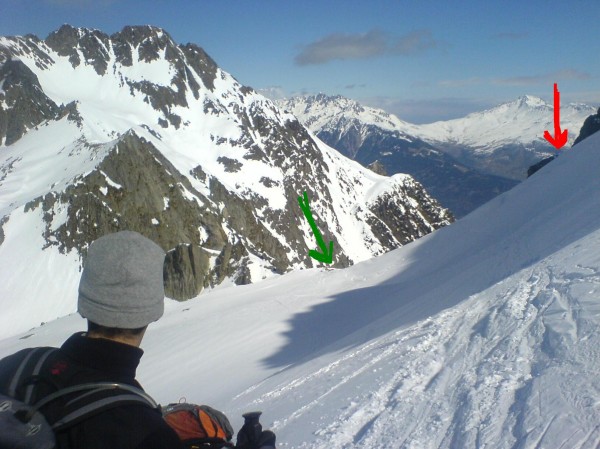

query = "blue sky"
[1,0,599,123]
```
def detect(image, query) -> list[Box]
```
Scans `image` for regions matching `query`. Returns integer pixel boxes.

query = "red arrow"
[543,83,568,150]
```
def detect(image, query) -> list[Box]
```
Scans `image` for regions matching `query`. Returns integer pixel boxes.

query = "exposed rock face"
[0,25,453,309]
[574,108,600,146]
[164,243,212,300]
[367,160,387,176]
[0,58,60,145]
[366,177,453,249]
[42,24,217,129]
[46,25,111,75]
[527,156,556,177]
[20,131,271,300]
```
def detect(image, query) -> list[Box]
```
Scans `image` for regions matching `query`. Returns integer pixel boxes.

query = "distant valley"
[278,94,595,216]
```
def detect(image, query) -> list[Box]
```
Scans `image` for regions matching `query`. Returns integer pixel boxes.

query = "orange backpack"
[162,403,234,448]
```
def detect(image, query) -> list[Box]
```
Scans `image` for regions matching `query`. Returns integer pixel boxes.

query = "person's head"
[77,231,166,347]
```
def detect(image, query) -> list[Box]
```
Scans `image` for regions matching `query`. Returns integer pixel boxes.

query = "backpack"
[162,402,235,448]
[0,347,158,449]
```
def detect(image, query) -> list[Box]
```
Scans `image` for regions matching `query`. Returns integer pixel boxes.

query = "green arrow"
[298,191,334,264]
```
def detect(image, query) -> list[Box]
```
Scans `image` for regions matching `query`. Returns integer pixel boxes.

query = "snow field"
[228,231,600,448]
[0,207,81,336]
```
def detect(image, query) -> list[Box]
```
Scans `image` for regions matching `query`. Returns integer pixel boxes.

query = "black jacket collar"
[60,332,144,382]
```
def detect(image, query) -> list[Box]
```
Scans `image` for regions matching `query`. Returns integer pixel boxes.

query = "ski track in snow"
[230,239,600,449]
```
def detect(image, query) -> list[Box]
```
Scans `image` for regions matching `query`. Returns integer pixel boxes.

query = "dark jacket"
[0,332,182,449]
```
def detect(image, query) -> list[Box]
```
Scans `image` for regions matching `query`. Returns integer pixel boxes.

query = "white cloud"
[295,29,437,66]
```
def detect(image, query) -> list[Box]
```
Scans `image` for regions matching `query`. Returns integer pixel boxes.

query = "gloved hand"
[255,430,276,449]
[236,412,276,449]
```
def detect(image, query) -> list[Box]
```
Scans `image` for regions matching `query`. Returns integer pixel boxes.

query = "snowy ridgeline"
[282,94,595,151]
[1,135,600,446]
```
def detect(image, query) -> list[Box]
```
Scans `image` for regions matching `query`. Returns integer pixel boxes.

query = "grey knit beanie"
[78,231,166,329]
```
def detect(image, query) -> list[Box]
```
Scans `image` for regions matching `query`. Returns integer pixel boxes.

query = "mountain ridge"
[280,94,595,181]
[279,94,521,216]
[0,25,451,337]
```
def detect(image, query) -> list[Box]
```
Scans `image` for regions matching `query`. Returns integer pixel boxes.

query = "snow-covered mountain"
[280,94,419,145]
[280,94,596,184]
[416,95,596,179]
[416,95,592,149]
[280,94,519,217]
[2,104,600,449]
[0,25,451,336]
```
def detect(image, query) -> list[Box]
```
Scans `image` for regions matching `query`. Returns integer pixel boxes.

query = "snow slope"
[1,117,600,446]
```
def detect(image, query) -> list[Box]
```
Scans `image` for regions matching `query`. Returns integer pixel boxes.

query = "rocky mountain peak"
[45,25,112,75]
[297,94,369,116]
[281,94,400,137]
[0,25,453,333]
[33,24,218,97]
[113,25,172,48]
[110,25,180,66]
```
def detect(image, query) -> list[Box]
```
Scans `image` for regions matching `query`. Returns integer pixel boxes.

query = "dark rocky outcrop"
[43,26,217,127]
[46,25,111,75]
[367,160,388,176]
[217,156,243,173]
[574,108,600,146]
[367,179,453,250]
[164,244,212,300]
[208,175,292,273]
[527,156,556,177]
[0,216,7,245]
[0,58,60,145]
[24,132,238,300]
[179,43,219,92]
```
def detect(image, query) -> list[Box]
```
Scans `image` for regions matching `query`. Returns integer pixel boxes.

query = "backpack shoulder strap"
[7,347,57,403]
[7,348,159,432]
[42,382,158,431]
